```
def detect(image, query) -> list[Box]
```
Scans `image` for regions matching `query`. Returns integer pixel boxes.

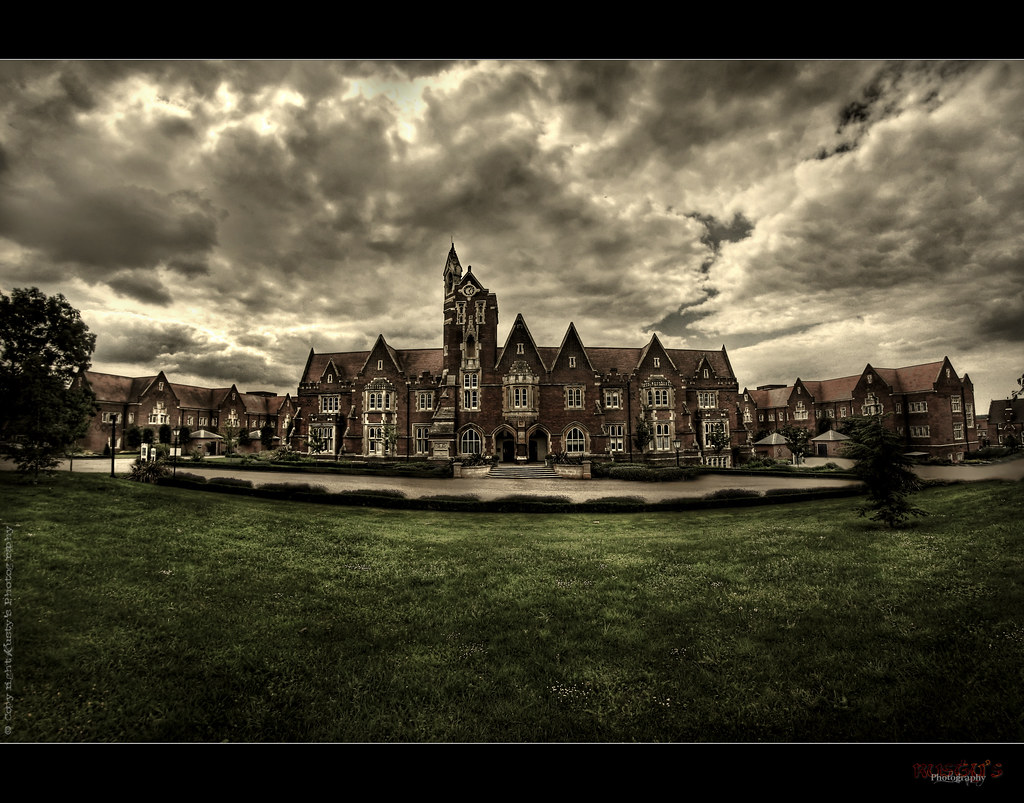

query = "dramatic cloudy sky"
[1,60,1021,404]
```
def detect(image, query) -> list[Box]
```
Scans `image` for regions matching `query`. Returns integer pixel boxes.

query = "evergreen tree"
[843,415,927,528]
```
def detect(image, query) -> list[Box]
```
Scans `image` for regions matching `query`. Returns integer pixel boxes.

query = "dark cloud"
[106,272,173,306]
[95,321,209,363]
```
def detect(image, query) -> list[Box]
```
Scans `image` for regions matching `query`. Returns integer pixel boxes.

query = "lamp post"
[673,437,681,467]
[109,413,118,477]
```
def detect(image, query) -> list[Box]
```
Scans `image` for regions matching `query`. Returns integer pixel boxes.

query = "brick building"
[296,245,749,465]
[742,358,979,461]
[75,369,297,454]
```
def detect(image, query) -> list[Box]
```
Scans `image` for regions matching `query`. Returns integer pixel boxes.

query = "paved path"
[8,455,1020,504]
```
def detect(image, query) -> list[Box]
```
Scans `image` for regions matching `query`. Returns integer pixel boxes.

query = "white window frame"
[951,396,962,413]
[565,427,586,454]
[463,373,479,410]
[565,386,584,409]
[320,395,340,413]
[698,391,717,409]
[909,401,928,414]
[460,429,482,455]
[655,422,671,451]
[910,425,930,438]
[415,425,430,454]
[608,423,624,452]
[953,422,964,440]
[417,391,434,411]
[604,390,622,409]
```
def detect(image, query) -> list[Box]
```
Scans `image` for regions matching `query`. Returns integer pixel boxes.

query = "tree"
[260,423,275,449]
[238,428,252,447]
[126,425,143,450]
[633,414,653,454]
[142,428,155,445]
[222,424,239,455]
[706,425,731,461]
[381,422,399,456]
[843,415,927,528]
[178,426,191,447]
[780,424,812,465]
[0,288,97,478]
[159,423,172,444]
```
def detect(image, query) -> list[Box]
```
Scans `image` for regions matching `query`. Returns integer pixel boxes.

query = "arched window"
[565,427,586,453]
[461,429,482,455]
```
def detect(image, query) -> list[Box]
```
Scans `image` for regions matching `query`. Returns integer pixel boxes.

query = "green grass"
[3,472,1022,742]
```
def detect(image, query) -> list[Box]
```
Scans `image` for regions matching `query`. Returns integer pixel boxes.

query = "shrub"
[189,448,205,462]
[259,482,328,495]
[703,488,762,500]
[208,477,254,489]
[172,472,207,483]
[128,458,169,484]
[338,488,406,498]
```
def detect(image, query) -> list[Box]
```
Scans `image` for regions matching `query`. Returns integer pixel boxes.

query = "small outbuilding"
[811,428,851,458]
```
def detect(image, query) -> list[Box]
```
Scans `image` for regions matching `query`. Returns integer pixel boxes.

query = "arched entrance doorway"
[494,428,516,463]
[528,429,549,463]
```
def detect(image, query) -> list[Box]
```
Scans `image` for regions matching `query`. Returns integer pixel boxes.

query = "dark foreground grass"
[3,472,1022,742]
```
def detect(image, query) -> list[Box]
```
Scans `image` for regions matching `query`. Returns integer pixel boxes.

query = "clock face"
[462,284,477,297]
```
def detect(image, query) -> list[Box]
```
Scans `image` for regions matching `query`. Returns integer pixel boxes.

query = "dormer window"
[327,374,333,384]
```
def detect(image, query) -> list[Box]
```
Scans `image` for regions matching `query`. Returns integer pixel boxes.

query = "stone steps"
[486,464,561,480]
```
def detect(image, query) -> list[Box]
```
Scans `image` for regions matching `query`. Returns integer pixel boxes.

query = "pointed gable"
[359,334,403,376]
[497,313,546,373]
[550,322,595,373]
[637,333,676,373]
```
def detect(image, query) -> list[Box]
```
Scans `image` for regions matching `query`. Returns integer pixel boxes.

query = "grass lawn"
[2,472,1022,742]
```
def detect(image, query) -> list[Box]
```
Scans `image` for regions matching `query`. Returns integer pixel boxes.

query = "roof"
[812,429,851,442]
[753,432,789,445]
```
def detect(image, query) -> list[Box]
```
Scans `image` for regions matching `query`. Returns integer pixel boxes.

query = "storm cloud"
[1,60,1020,403]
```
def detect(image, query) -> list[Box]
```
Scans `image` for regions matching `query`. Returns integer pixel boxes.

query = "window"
[655,422,671,451]
[866,374,872,384]
[654,358,660,368]
[758,414,764,422]
[509,386,530,409]
[862,394,882,416]
[794,401,808,420]
[225,410,239,427]
[604,390,622,409]
[158,381,164,391]
[768,413,775,421]
[415,425,430,454]
[908,401,928,414]
[840,407,847,418]
[476,301,486,324]
[608,423,624,452]
[463,373,479,409]
[199,417,207,427]
[951,396,962,413]
[895,403,902,414]
[367,392,392,411]
[565,386,583,408]
[703,368,709,379]
[128,412,135,424]
[704,420,728,445]
[569,356,577,368]
[565,427,586,453]
[910,426,930,438]
[187,415,194,426]
[367,425,383,455]
[516,342,524,355]
[697,391,717,409]
[743,407,752,423]
[456,302,466,325]
[311,426,333,453]
[966,403,974,427]
[461,429,482,455]
[212,417,218,426]
[417,391,434,411]
[321,395,340,413]
[953,422,964,440]
[149,402,168,425]
[377,360,383,371]
[646,388,669,407]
